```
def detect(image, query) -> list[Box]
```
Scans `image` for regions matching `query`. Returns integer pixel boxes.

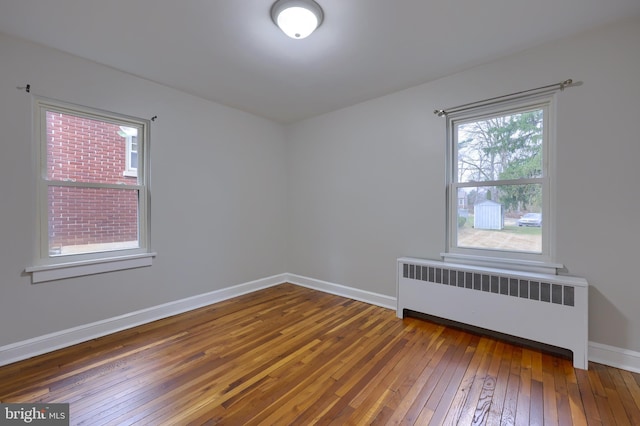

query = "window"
[120,126,138,177]
[27,98,153,282]
[445,95,555,268]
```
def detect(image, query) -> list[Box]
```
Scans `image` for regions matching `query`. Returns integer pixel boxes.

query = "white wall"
[0,33,287,347]
[2,16,639,359]
[286,17,640,352]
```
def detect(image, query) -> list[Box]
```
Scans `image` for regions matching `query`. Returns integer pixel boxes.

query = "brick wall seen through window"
[46,112,138,252]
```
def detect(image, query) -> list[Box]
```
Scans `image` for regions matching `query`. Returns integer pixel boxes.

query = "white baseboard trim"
[11,272,639,374]
[0,273,287,367]
[285,273,397,310]
[588,341,640,373]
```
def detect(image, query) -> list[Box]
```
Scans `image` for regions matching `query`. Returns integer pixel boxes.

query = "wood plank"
[472,341,505,425]
[542,354,559,426]
[453,338,497,425]
[529,379,545,426]
[575,366,601,425]
[346,326,440,422]
[502,367,521,426]
[588,362,617,425]
[485,344,514,425]
[595,364,632,426]
[418,336,478,424]
[552,355,572,426]
[563,361,588,426]
[396,328,470,424]
[412,331,477,424]
[383,331,452,424]
[427,334,481,425]
[501,347,522,426]
[621,370,640,414]
[379,320,445,412]
[250,322,408,425]
[440,337,490,425]
[608,367,640,425]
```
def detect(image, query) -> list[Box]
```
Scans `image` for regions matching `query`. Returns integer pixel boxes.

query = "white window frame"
[121,127,138,177]
[442,94,561,274]
[26,97,155,283]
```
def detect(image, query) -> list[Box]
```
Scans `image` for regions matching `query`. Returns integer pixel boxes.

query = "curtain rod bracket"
[559,79,572,90]
[17,84,31,93]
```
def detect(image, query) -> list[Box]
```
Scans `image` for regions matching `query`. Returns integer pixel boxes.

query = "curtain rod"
[434,79,579,117]
[17,83,159,122]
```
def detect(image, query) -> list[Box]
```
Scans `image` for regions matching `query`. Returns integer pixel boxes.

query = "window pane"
[456,109,543,183]
[130,151,138,170]
[48,186,139,256]
[456,184,542,253]
[128,134,138,173]
[46,111,140,184]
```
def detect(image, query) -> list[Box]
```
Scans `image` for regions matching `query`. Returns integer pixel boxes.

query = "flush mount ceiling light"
[271,0,324,39]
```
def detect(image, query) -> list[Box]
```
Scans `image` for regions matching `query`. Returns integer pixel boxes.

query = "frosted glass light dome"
[271,0,324,39]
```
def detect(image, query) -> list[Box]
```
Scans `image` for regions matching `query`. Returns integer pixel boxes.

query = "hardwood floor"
[1,283,639,425]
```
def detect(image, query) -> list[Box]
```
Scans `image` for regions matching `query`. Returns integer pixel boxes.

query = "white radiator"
[396,257,588,369]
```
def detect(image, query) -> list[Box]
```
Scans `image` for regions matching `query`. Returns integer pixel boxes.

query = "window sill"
[440,252,563,275]
[25,252,156,284]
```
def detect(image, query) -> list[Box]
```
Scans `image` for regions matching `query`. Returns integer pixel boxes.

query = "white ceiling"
[1,0,639,123]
